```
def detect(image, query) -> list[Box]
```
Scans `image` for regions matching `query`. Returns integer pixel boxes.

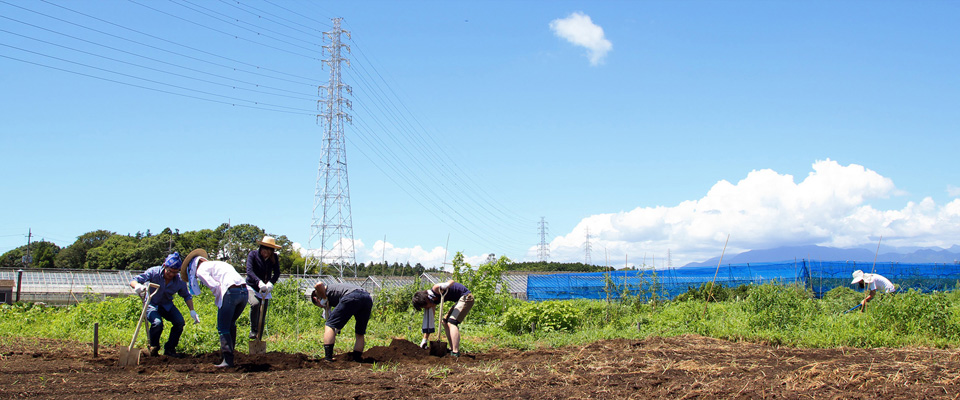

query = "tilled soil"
[2,335,960,399]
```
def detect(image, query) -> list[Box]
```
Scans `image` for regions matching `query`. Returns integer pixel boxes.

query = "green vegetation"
[3,260,960,356]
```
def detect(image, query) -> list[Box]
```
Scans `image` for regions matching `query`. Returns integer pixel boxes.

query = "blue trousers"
[218,286,247,346]
[146,304,185,354]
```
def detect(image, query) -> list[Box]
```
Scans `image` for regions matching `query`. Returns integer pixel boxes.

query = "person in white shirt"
[851,269,896,313]
[183,249,252,368]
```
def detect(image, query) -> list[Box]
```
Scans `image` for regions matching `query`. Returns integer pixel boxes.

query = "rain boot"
[216,336,235,368]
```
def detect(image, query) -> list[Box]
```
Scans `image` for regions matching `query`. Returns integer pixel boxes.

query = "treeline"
[505,261,613,273]
[0,224,447,277]
[0,224,307,273]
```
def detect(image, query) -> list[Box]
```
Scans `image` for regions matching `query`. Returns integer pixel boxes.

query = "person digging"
[412,280,474,357]
[183,249,253,368]
[310,281,373,362]
[246,236,281,340]
[128,252,199,358]
[851,269,896,313]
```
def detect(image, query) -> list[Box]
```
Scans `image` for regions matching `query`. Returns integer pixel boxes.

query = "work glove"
[264,282,273,293]
[420,339,428,349]
[247,287,260,306]
[190,310,200,324]
[133,283,147,296]
[259,283,269,294]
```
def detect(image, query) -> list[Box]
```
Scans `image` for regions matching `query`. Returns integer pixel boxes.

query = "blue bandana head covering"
[163,252,183,270]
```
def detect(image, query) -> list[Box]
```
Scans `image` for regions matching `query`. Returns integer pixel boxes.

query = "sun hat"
[257,236,282,249]
[851,270,865,284]
[181,249,209,281]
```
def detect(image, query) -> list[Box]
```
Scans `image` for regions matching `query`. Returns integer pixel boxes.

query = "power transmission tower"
[583,227,592,265]
[305,18,357,278]
[537,217,549,262]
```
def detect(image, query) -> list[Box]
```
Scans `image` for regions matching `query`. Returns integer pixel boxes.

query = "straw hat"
[257,236,282,249]
[181,249,209,281]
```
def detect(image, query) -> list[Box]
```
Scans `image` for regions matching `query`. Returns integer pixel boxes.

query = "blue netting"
[526,261,960,301]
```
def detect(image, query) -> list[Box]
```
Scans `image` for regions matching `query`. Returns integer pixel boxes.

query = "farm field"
[3,335,959,399]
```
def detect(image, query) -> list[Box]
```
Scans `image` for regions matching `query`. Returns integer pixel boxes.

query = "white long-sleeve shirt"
[196,260,246,308]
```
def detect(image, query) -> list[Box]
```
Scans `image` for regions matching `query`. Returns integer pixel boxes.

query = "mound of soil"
[3,335,960,399]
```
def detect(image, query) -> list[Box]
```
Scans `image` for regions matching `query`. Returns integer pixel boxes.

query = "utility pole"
[584,227,592,265]
[537,217,549,262]
[22,228,32,268]
[306,18,357,278]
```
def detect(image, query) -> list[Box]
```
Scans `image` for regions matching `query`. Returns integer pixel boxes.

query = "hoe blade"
[429,340,447,357]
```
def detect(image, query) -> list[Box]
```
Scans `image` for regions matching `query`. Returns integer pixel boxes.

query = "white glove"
[247,287,260,306]
[190,310,200,324]
[264,282,273,293]
[322,309,328,320]
[133,283,147,295]
[259,283,269,294]
[438,282,452,290]
[419,338,428,349]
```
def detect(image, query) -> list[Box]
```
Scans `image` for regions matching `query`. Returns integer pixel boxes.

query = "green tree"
[54,230,113,269]
[0,247,25,268]
[31,241,60,268]
[219,223,265,266]
[86,235,138,270]
[178,229,222,257]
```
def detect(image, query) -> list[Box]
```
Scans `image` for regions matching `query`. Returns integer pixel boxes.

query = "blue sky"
[1,1,958,269]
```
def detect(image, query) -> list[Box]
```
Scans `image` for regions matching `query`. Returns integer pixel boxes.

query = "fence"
[526,260,960,301]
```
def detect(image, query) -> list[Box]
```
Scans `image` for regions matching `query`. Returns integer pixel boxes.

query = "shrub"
[501,300,580,334]
[744,283,814,330]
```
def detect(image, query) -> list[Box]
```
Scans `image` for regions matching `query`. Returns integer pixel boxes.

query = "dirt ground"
[2,335,960,399]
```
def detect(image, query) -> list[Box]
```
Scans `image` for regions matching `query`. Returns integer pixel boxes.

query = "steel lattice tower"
[537,217,549,262]
[305,18,356,277]
[583,227,592,265]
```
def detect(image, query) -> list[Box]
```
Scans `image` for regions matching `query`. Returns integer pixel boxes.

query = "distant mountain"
[682,244,960,268]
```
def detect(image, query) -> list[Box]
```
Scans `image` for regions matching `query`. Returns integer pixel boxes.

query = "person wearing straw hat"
[182,249,250,368]
[310,281,372,362]
[246,236,281,340]
[128,252,198,358]
[851,269,896,312]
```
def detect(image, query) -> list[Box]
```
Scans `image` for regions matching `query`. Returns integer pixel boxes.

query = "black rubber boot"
[350,351,363,362]
[323,344,335,362]
[216,336,235,368]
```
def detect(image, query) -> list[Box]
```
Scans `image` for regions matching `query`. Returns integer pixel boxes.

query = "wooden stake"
[704,235,730,319]
[93,322,99,358]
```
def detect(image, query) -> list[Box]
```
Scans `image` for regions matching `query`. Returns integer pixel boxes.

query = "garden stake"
[118,283,159,367]
[704,235,730,319]
[249,298,268,355]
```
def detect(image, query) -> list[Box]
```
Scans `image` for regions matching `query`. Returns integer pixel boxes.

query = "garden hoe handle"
[128,283,160,351]
[438,292,446,341]
[844,303,862,314]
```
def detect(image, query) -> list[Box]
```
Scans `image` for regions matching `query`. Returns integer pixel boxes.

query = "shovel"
[118,283,159,367]
[249,297,267,355]
[429,293,447,357]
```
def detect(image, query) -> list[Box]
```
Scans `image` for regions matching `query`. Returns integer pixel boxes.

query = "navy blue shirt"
[246,249,280,290]
[134,266,192,311]
[432,282,470,303]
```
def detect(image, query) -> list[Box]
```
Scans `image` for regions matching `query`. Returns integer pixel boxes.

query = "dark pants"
[218,286,247,364]
[250,298,269,338]
[326,291,373,335]
[146,303,185,354]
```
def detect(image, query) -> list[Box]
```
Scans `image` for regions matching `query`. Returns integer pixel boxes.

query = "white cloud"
[548,159,960,267]
[550,12,612,66]
[949,184,960,197]
[297,160,960,271]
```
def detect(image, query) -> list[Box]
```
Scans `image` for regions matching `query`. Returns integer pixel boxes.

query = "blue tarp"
[526,261,960,301]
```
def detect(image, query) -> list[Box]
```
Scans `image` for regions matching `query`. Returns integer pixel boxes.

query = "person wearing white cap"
[183,249,250,368]
[246,236,282,340]
[851,269,896,312]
